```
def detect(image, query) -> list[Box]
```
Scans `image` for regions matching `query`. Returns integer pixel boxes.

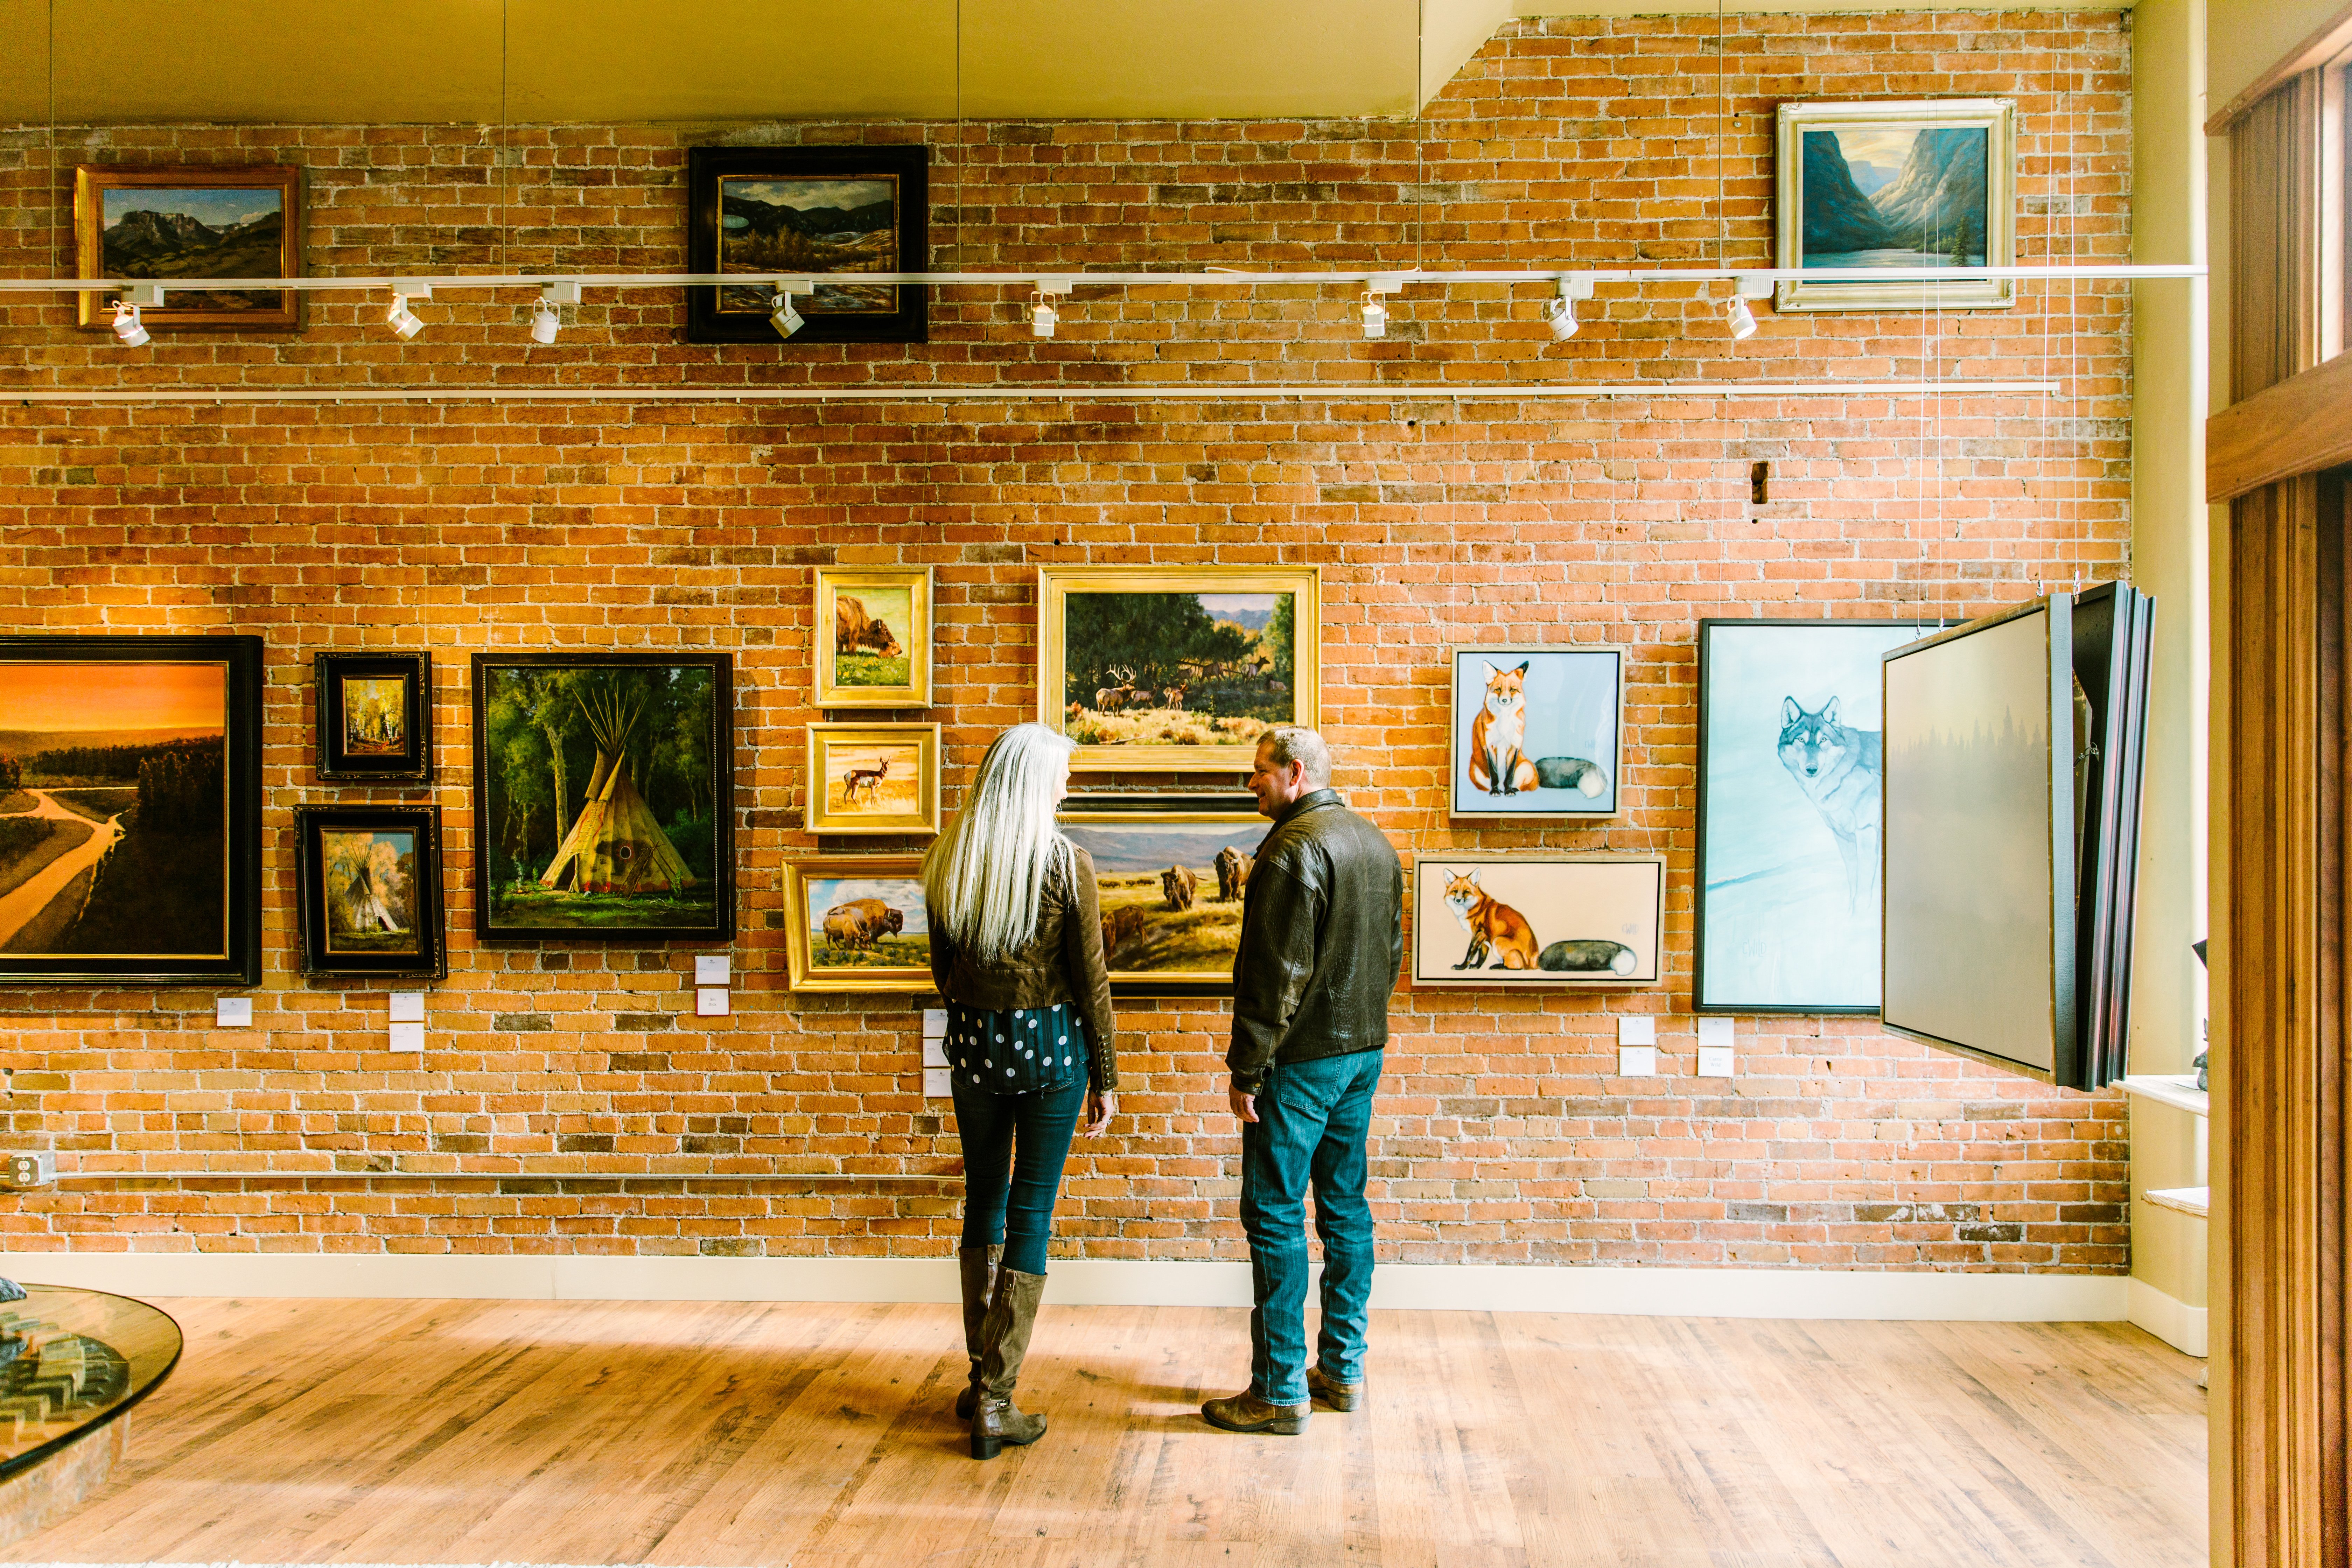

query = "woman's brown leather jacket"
[926,845,1119,1090]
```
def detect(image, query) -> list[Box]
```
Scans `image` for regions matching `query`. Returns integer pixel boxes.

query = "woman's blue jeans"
[952,1074,1085,1276]
[1240,1046,1382,1406]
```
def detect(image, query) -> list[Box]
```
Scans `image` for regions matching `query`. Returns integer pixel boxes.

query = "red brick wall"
[0,13,2133,1269]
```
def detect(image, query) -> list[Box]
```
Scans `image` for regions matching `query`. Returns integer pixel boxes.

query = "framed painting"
[1040,566,1321,774]
[782,855,932,993]
[1448,645,1622,818]
[1059,797,1269,994]
[813,567,933,709]
[471,653,735,941]
[75,164,300,330]
[0,635,262,986]
[685,145,928,345]
[292,804,447,979]
[805,722,941,836]
[1882,599,2076,1084]
[314,651,432,785]
[1772,99,2015,312]
[1409,855,1664,989]
[1694,619,1935,1014]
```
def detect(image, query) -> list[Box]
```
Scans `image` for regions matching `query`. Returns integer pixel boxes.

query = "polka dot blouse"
[943,1000,1090,1094]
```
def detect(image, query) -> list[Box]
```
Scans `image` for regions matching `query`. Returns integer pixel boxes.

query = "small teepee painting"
[473,653,735,939]
[322,826,418,955]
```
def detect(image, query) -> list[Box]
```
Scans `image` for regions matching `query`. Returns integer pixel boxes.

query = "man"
[1202,725,1404,1435]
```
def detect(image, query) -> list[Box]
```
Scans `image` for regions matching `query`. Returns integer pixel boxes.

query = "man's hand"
[1228,1079,1259,1123]
[1083,1090,1117,1135]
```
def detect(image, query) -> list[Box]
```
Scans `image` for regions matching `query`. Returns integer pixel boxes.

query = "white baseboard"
[0,1251,2129,1322]
[2127,1275,2208,1356]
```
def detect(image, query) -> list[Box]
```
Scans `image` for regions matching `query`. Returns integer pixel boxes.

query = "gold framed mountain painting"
[472,653,734,940]
[1773,99,2015,312]
[75,164,301,330]
[0,636,263,986]
[1040,566,1320,773]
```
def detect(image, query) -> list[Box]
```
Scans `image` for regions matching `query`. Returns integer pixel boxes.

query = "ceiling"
[0,0,2135,125]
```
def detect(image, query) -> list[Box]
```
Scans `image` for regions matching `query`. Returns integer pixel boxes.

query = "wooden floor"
[6,1296,2205,1567]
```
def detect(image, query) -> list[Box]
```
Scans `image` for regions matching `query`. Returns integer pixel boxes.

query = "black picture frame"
[685,145,929,345]
[1693,617,1938,1015]
[314,651,433,785]
[470,652,736,943]
[292,804,448,979]
[0,633,263,987]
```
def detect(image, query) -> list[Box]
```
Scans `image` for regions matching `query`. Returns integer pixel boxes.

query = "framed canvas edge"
[467,651,737,944]
[74,163,303,330]
[291,802,449,980]
[0,632,264,986]
[812,566,935,710]
[1690,616,1940,1015]
[1060,804,1267,995]
[683,144,930,346]
[1443,643,1625,821]
[1406,852,1666,989]
[780,855,933,994]
[312,650,434,785]
[1038,564,1322,775]
[1876,595,2073,1079]
[1771,97,2017,314]
[803,721,943,837]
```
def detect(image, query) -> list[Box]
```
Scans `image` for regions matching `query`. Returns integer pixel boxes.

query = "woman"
[923,722,1118,1461]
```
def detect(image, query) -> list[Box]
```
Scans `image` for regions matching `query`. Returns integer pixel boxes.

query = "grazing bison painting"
[1161,864,1198,911]
[835,595,904,660]
[1100,904,1147,963]
[1213,846,1253,902]
[822,897,904,951]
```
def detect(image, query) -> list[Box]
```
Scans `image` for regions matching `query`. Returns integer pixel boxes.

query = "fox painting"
[1777,695,1883,912]
[1465,658,1609,803]
[1442,871,1543,970]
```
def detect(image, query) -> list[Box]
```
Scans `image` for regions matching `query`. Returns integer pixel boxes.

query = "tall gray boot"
[969,1267,1048,1460]
[955,1244,1001,1420]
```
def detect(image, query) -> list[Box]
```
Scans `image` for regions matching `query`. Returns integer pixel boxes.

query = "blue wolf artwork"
[1696,621,1932,1012]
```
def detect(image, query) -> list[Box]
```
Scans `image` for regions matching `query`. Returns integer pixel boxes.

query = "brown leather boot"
[970,1267,1048,1460]
[1200,1389,1309,1434]
[1306,1366,1363,1411]
[955,1245,1001,1420]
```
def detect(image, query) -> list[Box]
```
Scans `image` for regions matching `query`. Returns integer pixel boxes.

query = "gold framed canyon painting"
[75,164,301,330]
[1039,566,1320,773]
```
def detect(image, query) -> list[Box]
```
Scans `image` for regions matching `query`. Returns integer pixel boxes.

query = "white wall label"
[1618,1045,1657,1077]
[1698,1046,1736,1078]
[1616,1015,1656,1046]
[1697,1017,1735,1046]
[922,1008,948,1038]
[695,954,731,986]
[388,992,425,1023]
[923,1067,953,1099]
[695,988,730,1017]
[922,1035,949,1068]
[216,997,252,1028]
[388,1021,425,1053]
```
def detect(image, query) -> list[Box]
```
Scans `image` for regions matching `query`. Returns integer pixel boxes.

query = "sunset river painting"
[0,638,261,984]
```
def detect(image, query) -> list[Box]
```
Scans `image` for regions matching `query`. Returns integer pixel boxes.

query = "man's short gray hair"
[1262,725,1334,787]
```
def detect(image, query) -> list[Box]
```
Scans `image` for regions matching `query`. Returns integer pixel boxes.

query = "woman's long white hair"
[922,723,1076,962]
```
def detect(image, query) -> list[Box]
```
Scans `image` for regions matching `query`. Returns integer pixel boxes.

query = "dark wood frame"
[1878,598,2081,1086]
[313,651,433,785]
[292,804,448,979]
[469,651,736,943]
[1059,791,1264,996]
[684,145,928,345]
[1692,617,1937,1014]
[0,634,263,987]
[74,164,301,330]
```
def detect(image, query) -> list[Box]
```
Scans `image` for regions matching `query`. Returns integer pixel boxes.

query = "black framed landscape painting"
[314,651,432,785]
[685,145,927,344]
[0,635,262,985]
[472,653,735,941]
[293,804,447,979]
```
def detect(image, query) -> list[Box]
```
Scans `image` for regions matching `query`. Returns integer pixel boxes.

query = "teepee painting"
[322,826,419,955]
[473,653,735,938]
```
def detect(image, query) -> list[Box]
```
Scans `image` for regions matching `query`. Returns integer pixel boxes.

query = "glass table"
[0,1285,181,1481]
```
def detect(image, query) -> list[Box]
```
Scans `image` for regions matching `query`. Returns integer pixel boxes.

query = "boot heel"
[971,1429,1002,1461]
[1270,1415,1307,1435]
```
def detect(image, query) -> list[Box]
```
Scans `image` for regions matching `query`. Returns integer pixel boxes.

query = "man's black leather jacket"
[1227,789,1404,1091]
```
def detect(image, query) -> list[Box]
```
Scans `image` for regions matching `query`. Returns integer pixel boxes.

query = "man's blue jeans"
[1239,1046,1382,1406]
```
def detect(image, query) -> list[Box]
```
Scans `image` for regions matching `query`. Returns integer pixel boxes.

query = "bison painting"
[1214,846,1254,902]
[1100,904,1147,963]
[1161,864,1198,911]
[835,595,904,660]
[822,897,906,951]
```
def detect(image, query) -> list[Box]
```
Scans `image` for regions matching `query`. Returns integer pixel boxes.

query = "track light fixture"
[110,302,149,347]
[1724,273,1771,342]
[762,278,813,341]
[1543,275,1596,343]
[1030,278,1071,340]
[1360,275,1406,341]
[386,281,431,340]
[531,280,580,344]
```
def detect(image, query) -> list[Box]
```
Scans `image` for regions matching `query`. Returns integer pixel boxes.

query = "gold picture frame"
[805,722,941,836]
[813,567,933,709]
[1059,800,1270,994]
[1039,565,1321,774]
[781,855,933,993]
[1772,99,2015,313]
[75,164,302,330]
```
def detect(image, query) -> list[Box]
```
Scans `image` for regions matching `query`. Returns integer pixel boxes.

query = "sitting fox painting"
[1448,647,1622,818]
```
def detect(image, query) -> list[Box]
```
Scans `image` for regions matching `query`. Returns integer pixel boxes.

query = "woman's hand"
[1084,1089,1117,1134]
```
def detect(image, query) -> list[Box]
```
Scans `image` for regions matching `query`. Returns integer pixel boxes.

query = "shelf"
[2146,1185,2210,1218]
[2120,1074,2208,1118]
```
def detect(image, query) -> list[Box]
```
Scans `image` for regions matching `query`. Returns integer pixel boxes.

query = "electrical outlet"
[5,1152,53,1188]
